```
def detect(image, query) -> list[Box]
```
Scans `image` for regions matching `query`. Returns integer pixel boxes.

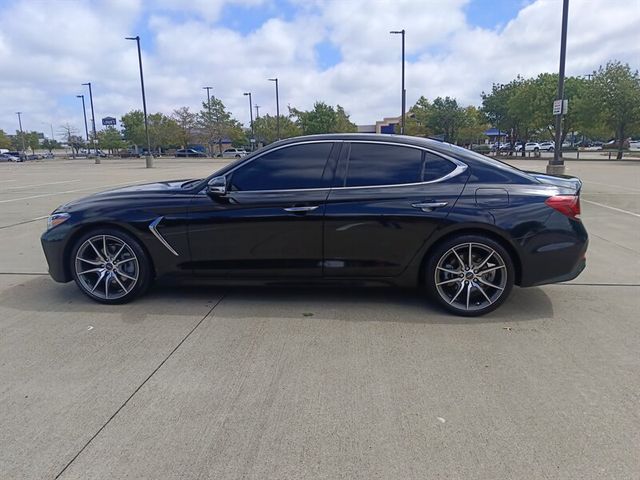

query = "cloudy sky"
[0,0,638,138]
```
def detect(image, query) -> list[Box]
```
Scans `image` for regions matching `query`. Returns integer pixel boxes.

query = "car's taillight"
[545,195,581,220]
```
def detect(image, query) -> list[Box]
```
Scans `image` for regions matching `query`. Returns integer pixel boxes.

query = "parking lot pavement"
[0,157,639,479]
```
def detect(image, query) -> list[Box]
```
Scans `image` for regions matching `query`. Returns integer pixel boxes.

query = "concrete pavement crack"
[53,293,227,479]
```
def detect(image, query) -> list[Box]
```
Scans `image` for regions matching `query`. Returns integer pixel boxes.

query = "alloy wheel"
[74,234,139,300]
[434,242,508,312]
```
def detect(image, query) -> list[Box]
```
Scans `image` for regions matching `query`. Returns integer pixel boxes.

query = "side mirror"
[207,176,227,196]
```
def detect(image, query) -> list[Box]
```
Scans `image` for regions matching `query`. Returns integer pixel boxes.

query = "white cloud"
[0,0,638,137]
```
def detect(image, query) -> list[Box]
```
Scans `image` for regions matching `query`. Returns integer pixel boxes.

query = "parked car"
[629,140,640,151]
[515,142,540,152]
[176,148,206,158]
[218,148,248,158]
[0,153,20,162]
[41,134,588,316]
[3,151,25,161]
[539,141,555,151]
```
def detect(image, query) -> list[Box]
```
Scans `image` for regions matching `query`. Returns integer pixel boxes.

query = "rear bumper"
[518,217,588,287]
[528,255,586,287]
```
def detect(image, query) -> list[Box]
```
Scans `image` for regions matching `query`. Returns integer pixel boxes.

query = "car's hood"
[58,179,198,211]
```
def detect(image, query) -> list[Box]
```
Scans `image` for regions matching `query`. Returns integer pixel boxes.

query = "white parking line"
[583,180,640,193]
[0,181,139,204]
[0,180,17,184]
[2,179,81,191]
[583,199,640,218]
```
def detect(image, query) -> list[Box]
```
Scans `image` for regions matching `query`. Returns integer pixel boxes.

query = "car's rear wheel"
[426,235,514,316]
[70,228,152,304]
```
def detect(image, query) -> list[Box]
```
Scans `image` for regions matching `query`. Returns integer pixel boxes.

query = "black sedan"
[41,134,588,316]
[175,148,206,158]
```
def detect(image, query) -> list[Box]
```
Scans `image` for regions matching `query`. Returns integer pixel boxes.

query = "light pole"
[203,86,214,156]
[243,92,254,150]
[16,112,26,156]
[76,95,90,154]
[126,35,153,168]
[390,29,406,135]
[254,104,260,119]
[82,82,99,163]
[548,0,569,175]
[268,78,280,140]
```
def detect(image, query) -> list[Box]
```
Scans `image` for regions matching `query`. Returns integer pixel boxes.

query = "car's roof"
[271,133,451,152]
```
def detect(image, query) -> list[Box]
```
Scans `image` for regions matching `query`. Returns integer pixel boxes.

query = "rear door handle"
[411,201,448,212]
[283,205,320,213]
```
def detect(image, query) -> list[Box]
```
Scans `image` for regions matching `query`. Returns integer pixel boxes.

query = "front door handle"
[411,201,448,212]
[283,205,320,213]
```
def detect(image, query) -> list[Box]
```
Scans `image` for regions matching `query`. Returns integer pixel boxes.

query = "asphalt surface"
[0,155,638,479]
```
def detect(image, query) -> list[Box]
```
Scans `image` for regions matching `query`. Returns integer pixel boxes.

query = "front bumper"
[41,227,72,283]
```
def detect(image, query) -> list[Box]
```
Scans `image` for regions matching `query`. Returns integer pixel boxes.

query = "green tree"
[590,61,640,159]
[148,113,181,152]
[457,106,489,145]
[171,107,197,148]
[120,110,146,147]
[402,96,432,137]
[425,96,465,143]
[69,135,85,155]
[0,129,11,149]
[97,127,125,154]
[25,131,40,154]
[197,98,241,155]
[42,138,61,152]
[481,78,525,146]
[253,114,301,144]
[290,102,357,135]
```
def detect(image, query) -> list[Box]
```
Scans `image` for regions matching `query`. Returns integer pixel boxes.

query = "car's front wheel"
[70,228,153,304]
[426,235,515,316]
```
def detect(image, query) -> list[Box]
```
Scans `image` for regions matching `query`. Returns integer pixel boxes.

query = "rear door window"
[344,143,455,187]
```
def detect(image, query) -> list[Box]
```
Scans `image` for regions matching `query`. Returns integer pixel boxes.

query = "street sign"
[552,99,569,116]
[102,116,117,126]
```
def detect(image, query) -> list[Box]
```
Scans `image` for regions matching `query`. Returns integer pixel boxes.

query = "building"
[357,116,401,134]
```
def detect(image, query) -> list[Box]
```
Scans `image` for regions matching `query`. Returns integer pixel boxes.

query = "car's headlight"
[47,212,71,230]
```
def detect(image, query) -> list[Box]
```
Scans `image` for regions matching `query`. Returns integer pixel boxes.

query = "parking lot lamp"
[254,105,260,119]
[390,29,406,135]
[82,82,99,163]
[268,78,280,140]
[125,35,153,168]
[548,0,569,175]
[203,87,214,156]
[243,92,254,149]
[15,112,26,155]
[76,95,90,150]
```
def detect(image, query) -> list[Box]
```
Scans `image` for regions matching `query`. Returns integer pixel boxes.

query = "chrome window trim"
[198,139,467,194]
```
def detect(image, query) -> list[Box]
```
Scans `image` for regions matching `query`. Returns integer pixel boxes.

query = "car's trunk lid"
[526,171,582,194]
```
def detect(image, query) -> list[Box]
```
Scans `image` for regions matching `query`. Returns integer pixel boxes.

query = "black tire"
[426,234,515,316]
[70,228,153,304]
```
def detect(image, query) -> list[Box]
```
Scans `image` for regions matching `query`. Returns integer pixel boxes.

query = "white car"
[219,148,248,158]
[515,142,540,152]
[0,153,21,162]
[629,140,640,151]
[538,141,555,151]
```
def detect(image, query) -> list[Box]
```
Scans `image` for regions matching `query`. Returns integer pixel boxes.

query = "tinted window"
[345,143,423,187]
[230,143,332,191]
[422,152,456,181]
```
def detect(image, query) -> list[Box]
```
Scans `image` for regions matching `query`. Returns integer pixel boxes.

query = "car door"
[323,141,468,278]
[187,141,339,278]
